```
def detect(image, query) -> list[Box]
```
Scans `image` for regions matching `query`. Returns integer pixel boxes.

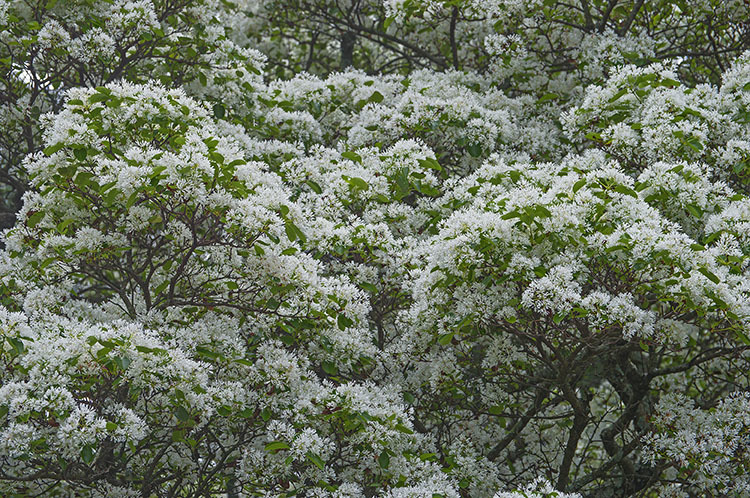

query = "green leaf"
[337,314,354,331]
[74,171,95,188]
[264,441,290,452]
[195,346,221,361]
[175,406,190,422]
[488,405,503,415]
[172,428,190,444]
[535,205,552,218]
[113,356,131,370]
[369,91,384,103]
[394,168,411,197]
[698,267,720,284]
[395,423,414,434]
[212,103,225,119]
[307,452,325,470]
[88,93,109,104]
[378,450,390,469]
[614,185,638,198]
[685,137,704,152]
[55,218,74,234]
[306,180,322,193]
[686,204,703,218]
[467,143,482,157]
[418,158,442,171]
[96,346,112,359]
[437,333,453,345]
[572,179,586,193]
[7,337,24,354]
[126,192,139,209]
[360,282,378,293]
[342,151,362,163]
[584,131,602,141]
[81,445,95,465]
[153,281,169,296]
[347,176,369,190]
[537,93,558,104]
[27,211,44,228]
[43,143,64,156]
[322,360,338,376]
[608,88,628,103]
[285,221,298,242]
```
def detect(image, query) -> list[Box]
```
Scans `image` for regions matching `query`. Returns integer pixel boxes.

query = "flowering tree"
[1,0,750,497]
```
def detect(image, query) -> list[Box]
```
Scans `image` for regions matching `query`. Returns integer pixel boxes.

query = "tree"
[1,0,750,496]
[0,0,264,231]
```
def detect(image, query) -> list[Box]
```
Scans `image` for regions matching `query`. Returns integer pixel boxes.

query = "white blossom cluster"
[646,393,750,494]
[1,0,750,496]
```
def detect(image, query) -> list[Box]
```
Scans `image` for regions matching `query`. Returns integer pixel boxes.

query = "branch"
[487,389,546,461]
[449,5,459,70]
[580,0,594,31]
[597,0,619,33]
[557,381,590,490]
[618,0,644,36]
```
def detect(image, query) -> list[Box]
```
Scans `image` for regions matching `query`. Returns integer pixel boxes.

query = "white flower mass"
[0,0,749,496]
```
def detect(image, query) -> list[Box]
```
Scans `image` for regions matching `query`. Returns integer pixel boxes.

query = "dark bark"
[341,31,356,69]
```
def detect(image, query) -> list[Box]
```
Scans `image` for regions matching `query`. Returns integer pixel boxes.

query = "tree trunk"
[341,31,356,69]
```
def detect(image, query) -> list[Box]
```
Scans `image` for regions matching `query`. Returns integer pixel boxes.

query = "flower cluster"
[1,0,750,496]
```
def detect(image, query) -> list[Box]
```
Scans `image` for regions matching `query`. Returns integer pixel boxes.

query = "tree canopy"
[1,1,750,496]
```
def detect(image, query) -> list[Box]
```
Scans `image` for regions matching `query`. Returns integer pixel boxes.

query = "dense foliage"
[1,1,750,496]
